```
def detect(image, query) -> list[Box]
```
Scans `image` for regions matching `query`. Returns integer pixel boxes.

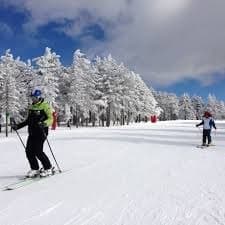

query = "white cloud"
[153,0,189,16]
[3,0,225,87]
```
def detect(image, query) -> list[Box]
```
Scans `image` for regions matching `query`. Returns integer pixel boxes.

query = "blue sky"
[0,0,225,101]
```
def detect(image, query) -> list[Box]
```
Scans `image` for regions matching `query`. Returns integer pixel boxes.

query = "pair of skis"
[2,169,64,191]
[196,144,216,149]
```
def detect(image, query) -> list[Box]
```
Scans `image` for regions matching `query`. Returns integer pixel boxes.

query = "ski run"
[0,120,225,225]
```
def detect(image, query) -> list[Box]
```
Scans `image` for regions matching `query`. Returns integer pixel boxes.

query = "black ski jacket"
[17,98,53,136]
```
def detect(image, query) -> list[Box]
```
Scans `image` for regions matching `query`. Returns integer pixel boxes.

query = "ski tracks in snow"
[107,188,225,225]
[17,201,63,225]
[62,208,105,225]
[6,184,224,225]
[0,201,63,225]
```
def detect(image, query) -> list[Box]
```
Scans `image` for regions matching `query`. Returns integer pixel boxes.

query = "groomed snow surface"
[0,120,225,225]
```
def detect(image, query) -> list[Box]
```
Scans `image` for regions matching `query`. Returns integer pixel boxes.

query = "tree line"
[154,92,225,121]
[0,48,159,132]
[0,47,224,134]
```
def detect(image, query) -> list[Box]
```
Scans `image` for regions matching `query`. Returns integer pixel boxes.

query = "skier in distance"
[196,111,217,146]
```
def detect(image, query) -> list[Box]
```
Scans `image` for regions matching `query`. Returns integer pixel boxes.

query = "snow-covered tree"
[67,49,98,126]
[216,100,225,119]
[94,55,159,125]
[216,100,225,120]
[94,55,124,126]
[95,55,129,125]
[154,91,178,121]
[55,66,72,124]
[191,95,205,119]
[205,94,220,118]
[178,93,195,120]
[0,50,22,135]
[131,73,160,122]
[33,47,62,107]
[167,93,179,120]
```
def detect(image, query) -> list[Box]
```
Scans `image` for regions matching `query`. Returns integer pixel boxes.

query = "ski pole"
[41,128,62,173]
[213,128,217,142]
[10,118,26,150]
[196,126,201,138]
[46,136,62,173]
[195,126,202,144]
[14,129,26,150]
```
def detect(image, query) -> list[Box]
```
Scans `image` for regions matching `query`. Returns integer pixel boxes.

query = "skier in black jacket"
[12,89,53,177]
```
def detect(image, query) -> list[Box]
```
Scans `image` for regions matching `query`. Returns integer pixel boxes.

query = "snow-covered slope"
[0,120,225,225]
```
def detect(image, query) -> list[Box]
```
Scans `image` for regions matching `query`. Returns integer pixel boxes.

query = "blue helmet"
[31,89,42,97]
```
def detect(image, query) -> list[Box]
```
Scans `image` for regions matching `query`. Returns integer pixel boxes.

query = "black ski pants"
[26,133,51,170]
[203,129,211,145]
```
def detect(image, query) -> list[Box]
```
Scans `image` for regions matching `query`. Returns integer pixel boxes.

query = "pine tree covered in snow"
[0,50,22,118]
[95,55,133,126]
[133,73,160,122]
[0,50,23,135]
[154,91,178,121]
[94,55,159,125]
[206,94,222,119]
[216,101,225,119]
[67,49,98,126]
[179,93,196,120]
[33,47,61,107]
[191,95,205,120]
[55,66,72,124]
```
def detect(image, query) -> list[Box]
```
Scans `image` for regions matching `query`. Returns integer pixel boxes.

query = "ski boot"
[26,170,40,178]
